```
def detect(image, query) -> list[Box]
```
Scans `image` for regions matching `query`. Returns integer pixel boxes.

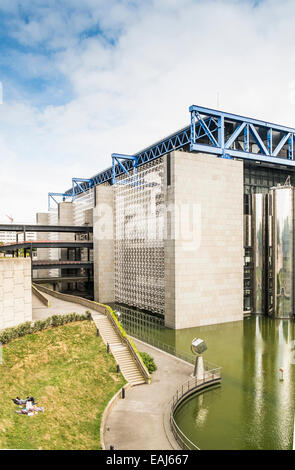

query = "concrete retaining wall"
[32,284,50,307]
[100,383,131,450]
[0,258,32,329]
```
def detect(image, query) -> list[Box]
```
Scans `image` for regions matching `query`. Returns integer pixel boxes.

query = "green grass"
[0,321,126,450]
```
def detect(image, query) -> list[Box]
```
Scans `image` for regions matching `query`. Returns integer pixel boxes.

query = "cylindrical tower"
[269,186,294,318]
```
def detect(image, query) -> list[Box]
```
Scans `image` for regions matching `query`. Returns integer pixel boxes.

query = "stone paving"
[32,290,98,320]
[104,338,193,450]
[32,292,194,450]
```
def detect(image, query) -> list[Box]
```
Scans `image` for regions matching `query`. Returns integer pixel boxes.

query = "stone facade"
[35,212,50,279]
[165,151,244,329]
[0,258,32,330]
[93,184,115,303]
[58,202,75,291]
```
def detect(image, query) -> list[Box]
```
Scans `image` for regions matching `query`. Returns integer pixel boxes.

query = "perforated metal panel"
[114,158,165,314]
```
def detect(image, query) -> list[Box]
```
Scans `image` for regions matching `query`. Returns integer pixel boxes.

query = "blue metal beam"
[195,111,219,147]
[190,105,295,165]
[62,105,295,197]
[223,148,295,167]
[289,135,294,160]
[111,153,138,185]
[189,105,295,134]
[272,133,291,157]
[72,177,93,198]
[48,192,71,211]
[244,125,250,152]
[63,126,192,195]
[225,122,246,149]
[249,124,269,155]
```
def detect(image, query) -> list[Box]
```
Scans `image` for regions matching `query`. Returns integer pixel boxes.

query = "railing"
[126,329,220,369]
[105,305,151,383]
[170,368,222,450]
[33,284,151,383]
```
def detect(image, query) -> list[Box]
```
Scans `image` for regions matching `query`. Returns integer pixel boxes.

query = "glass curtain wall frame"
[251,193,266,315]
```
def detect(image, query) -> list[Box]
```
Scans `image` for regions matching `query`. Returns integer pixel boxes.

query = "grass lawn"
[0,320,126,450]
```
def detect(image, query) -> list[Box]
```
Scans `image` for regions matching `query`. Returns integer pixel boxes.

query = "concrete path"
[32,291,98,320]
[32,292,193,449]
[103,338,193,450]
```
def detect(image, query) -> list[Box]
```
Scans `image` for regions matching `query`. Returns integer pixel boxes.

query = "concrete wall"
[165,151,244,329]
[58,202,75,290]
[0,258,32,330]
[35,212,50,278]
[58,202,74,226]
[58,202,75,255]
[93,184,114,303]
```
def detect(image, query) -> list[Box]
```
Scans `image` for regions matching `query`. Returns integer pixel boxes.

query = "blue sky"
[0,0,295,222]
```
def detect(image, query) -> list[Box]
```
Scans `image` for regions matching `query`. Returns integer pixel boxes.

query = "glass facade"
[269,188,294,317]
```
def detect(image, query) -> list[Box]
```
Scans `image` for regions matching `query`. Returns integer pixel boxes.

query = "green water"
[116,307,295,450]
[174,316,295,450]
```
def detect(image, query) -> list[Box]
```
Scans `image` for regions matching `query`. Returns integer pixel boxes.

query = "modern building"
[26,106,295,327]
[0,230,37,246]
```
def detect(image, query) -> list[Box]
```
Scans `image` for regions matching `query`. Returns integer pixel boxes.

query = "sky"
[0,0,295,222]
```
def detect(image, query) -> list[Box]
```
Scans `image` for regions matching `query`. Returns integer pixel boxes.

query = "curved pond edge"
[166,373,221,450]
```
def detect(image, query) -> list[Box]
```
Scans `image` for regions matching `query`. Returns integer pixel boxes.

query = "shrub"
[32,320,47,332]
[14,322,34,337]
[139,352,157,374]
[0,312,90,345]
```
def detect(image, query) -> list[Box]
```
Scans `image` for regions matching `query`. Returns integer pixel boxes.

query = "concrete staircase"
[92,313,146,386]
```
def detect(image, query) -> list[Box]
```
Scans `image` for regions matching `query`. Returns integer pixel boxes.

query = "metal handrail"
[169,370,222,450]
[127,329,220,370]
[104,308,151,383]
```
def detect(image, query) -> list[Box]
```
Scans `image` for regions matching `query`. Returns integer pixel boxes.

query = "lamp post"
[191,338,207,381]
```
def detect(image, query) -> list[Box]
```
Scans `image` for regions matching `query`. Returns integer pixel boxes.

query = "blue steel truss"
[62,125,192,196]
[189,105,295,166]
[111,153,138,184]
[48,192,71,211]
[56,105,295,199]
[72,177,93,198]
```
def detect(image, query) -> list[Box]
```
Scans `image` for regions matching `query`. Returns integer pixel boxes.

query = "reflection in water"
[114,305,295,449]
[175,316,295,450]
[194,394,208,427]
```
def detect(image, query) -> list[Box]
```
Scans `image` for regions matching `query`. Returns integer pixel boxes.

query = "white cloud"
[1,0,295,222]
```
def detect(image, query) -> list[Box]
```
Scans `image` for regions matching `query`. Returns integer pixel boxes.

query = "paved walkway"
[32,291,98,320]
[32,291,194,449]
[103,338,193,450]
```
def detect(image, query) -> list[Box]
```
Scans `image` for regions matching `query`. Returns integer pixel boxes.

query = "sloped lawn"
[0,320,126,450]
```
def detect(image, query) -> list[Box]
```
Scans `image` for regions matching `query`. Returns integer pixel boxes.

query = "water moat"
[114,306,295,450]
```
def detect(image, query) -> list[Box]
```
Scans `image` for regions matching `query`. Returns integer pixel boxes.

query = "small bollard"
[96,328,99,337]
[116,364,120,374]
[107,343,110,353]
[122,387,125,399]
[280,368,284,381]
[110,445,115,450]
